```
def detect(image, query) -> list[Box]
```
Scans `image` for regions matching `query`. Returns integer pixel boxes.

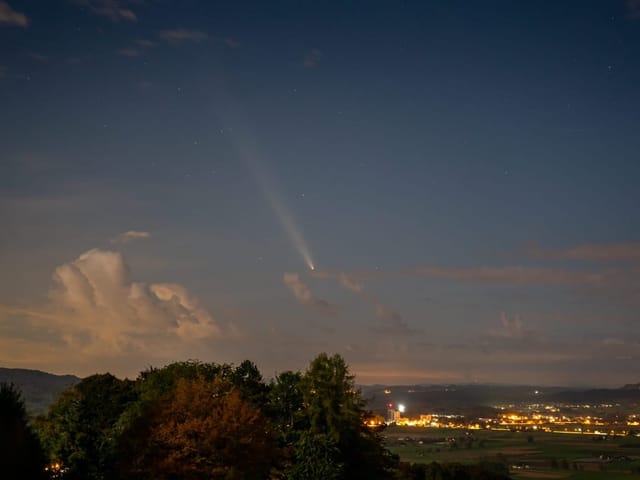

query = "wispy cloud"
[72,0,137,22]
[627,0,640,20]
[116,48,143,57]
[337,272,365,293]
[371,299,414,335]
[116,38,156,58]
[525,242,640,262]
[489,312,537,340]
[315,271,413,334]
[159,29,208,44]
[410,265,598,286]
[223,36,241,48]
[110,230,151,244]
[283,273,336,315]
[303,48,322,68]
[28,52,48,62]
[0,1,29,27]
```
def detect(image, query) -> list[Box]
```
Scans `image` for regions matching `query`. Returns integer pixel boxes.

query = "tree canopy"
[22,354,510,480]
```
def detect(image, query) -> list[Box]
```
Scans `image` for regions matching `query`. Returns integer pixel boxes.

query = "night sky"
[2,0,640,386]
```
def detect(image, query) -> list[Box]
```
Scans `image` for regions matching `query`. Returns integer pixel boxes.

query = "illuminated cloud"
[72,0,137,22]
[110,230,150,244]
[282,273,335,314]
[303,48,322,68]
[0,1,29,27]
[1,249,222,361]
[159,29,209,44]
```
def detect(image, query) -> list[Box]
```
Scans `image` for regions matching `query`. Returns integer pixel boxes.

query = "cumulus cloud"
[110,230,150,244]
[72,0,137,22]
[159,29,208,44]
[5,249,222,357]
[0,1,29,27]
[283,273,335,314]
[303,48,322,68]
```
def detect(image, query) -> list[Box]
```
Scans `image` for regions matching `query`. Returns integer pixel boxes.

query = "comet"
[211,94,316,271]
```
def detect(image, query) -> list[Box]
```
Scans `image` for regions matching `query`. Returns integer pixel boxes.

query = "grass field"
[383,426,640,479]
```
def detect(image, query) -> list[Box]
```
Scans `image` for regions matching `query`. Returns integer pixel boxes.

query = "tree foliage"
[131,375,276,480]
[26,354,468,480]
[38,373,135,480]
[0,382,47,480]
[298,353,397,479]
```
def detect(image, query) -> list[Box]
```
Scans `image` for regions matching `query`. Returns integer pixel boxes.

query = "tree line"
[1,353,511,480]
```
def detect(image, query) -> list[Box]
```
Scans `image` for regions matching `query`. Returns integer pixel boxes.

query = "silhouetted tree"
[299,353,397,479]
[0,382,47,480]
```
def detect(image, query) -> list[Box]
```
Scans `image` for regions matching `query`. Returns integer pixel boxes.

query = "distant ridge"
[0,367,80,414]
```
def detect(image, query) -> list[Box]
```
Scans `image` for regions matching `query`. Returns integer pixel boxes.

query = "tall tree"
[299,353,397,479]
[0,382,47,480]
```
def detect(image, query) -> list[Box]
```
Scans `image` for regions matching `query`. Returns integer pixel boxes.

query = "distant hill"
[0,367,80,414]
[359,383,640,416]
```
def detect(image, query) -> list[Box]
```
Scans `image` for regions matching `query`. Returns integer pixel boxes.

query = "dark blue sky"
[1,0,639,385]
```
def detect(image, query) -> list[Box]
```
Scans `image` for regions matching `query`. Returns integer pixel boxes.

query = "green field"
[383,426,640,479]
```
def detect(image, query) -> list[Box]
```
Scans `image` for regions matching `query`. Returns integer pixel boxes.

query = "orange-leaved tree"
[143,375,276,480]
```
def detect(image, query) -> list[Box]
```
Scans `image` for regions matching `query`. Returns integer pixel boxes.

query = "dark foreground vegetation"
[0,354,510,480]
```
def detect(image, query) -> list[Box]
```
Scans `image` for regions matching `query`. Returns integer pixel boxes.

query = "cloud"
[116,48,143,57]
[282,273,336,314]
[28,52,48,62]
[110,230,150,244]
[410,265,598,286]
[371,299,414,335]
[159,29,208,44]
[72,0,137,22]
[525,242,640,262]
[627,0,640,20]
[0,1,29,27]
[4,249,222,356]
[116,39,156,58]
[314,271,413,334]
[489,312,536,340]
[303,48,322,68]
[223,36,241,48]
[337,272,365,293]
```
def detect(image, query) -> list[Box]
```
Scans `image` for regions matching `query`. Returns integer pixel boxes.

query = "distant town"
[362,384,640,437]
